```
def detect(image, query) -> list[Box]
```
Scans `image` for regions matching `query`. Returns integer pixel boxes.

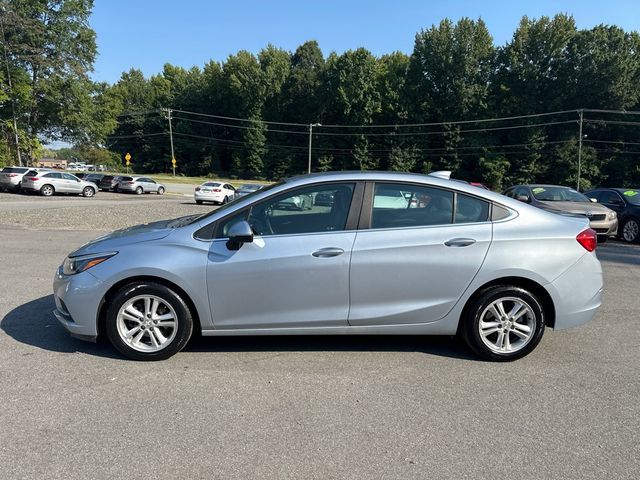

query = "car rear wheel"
[460,285,546,361]
[622,218,639,243]
[105,282,194,361]
[82,186,95,197]
[195,200,203,205]
[40,184,54,197]
[135,186,143,195]
[223,195,229,204]
[157,186,165,195]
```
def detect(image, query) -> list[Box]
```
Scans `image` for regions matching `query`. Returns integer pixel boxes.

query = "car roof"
[282,171,517,205]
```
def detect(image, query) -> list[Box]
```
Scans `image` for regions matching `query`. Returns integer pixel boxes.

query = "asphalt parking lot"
[0,192,638,479]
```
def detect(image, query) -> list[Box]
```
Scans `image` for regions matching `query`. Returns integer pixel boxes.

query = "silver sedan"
[116,176,165,195]
[53,172,603,361]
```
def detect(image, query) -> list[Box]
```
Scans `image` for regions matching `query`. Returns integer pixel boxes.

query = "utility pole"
[577,109,584,191]
[0,7,22,166]
[163,108,176,176]
[308,123,321,174]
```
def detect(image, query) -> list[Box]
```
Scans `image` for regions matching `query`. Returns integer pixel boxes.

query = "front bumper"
[53,266,110,341]
[590,218,618,236]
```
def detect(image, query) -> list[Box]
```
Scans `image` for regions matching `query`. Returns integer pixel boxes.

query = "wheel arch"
[97,275,202,340]
[460,276,556,329]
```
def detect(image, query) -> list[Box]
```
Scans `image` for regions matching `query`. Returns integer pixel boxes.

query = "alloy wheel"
[116,295,178,353]
[478,296,536,354]
[623,219,639,242]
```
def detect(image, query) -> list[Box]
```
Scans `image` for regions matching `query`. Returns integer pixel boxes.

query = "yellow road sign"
[125,152,131,161]
[171,158,176,165]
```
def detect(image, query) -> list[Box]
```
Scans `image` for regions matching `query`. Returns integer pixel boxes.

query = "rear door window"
[455,194,490,223]
[371,183,453,229]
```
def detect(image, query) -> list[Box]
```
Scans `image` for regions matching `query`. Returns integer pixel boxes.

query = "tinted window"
[599,191,622,205]
[44,172,62,179]
[203,182,221,187]
[372,183,453,229]
[2,167,29,174]
[62,173,78,180]
[455,194,490,223]
[217,183,355,237]
[120,177,133,182]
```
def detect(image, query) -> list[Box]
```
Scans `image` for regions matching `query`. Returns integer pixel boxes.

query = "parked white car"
[21,170,98,197]
[194,182,236,205]
[0,166,32,192]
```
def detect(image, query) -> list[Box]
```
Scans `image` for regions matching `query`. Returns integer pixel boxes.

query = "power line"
[170,108,308,127]
[584,139,640,146]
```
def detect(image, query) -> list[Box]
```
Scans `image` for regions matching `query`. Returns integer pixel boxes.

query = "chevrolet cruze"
[53,172,603,361]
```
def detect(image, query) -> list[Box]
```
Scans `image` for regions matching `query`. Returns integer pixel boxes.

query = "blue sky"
[91,0,640,84]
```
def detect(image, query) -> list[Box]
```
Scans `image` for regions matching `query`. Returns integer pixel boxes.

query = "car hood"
[538,201,611,215]
[69,218,182,257]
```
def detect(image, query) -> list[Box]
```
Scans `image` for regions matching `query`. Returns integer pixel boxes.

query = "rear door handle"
[444,238,476,247]
[312,247,345,258]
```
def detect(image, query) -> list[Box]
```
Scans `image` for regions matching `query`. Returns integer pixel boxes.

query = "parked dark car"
[503,184,618,242]
[585,188,640,243]
[99,175,125,192]
[75,172,88,180]
[234,183,264,198]
[84,173,105,186]
[314,191,334,206]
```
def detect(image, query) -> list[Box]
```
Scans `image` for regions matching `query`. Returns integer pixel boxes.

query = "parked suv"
[503,184,618,242]
[99,175,125,192]
[586,188,640,243]
[0,166,32,192]
[116,176,165,195]
[21,170,97,197]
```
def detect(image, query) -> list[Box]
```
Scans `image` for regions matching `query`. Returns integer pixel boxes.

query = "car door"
[62,173,82,193]
[143,178,156,192]
[224,183,235,198]
[598,190,625,217]
[204,182,361,329]
[349,182,492,326]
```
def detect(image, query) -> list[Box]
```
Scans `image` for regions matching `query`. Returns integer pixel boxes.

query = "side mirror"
[226,220,253,250]
[516,195,530,203]
[589,198,598,203]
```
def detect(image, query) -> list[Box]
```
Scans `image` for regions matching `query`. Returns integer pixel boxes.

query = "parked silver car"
[0,166,32,192]
[116,176,165,195]
[21,170,97,197]
[54,172,603,361]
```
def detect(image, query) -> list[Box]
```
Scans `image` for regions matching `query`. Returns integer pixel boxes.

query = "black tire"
[195,200,203,205]
[157,186,165,195]
[460,285,546,361]
[105,282,194,361]
[135,186,143,195]
[40,184,55,197]
[597,235,608,244]
[82,186,95,197]
[223,195,229,204]
[621,217,640,243]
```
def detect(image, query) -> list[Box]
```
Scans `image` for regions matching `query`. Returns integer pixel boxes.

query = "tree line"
[1,1,640,189]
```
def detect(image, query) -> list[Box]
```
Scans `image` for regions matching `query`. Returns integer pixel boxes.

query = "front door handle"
[312,247,345,258]
[444,238,476,247]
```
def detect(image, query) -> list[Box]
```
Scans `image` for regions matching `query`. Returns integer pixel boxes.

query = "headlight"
[608,211,617,220]
[62,252,117,275]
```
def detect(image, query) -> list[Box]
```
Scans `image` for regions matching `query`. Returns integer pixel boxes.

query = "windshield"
[202,182,221,187]
[621,190,640,205]
[531,186,590,202]
[185,181,284,226]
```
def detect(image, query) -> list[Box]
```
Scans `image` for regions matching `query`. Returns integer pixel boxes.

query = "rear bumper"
[546,252,603,330]
[195,192,226,202]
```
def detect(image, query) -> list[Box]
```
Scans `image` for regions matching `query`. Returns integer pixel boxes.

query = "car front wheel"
[622,218,639,243]
[105,282,194,361]
[82,186,95,197]
[460,285,546,361]
[157,186,165,195]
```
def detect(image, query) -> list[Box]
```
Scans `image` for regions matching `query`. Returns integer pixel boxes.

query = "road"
[0,193,638,479]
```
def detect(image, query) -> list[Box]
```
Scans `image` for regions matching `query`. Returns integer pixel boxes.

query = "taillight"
[7,173,17,177]
[576,228,597,252]
[126,181,134,184]
[195,186,200,191]
[28,177,39,181]
[212,188,221,192]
